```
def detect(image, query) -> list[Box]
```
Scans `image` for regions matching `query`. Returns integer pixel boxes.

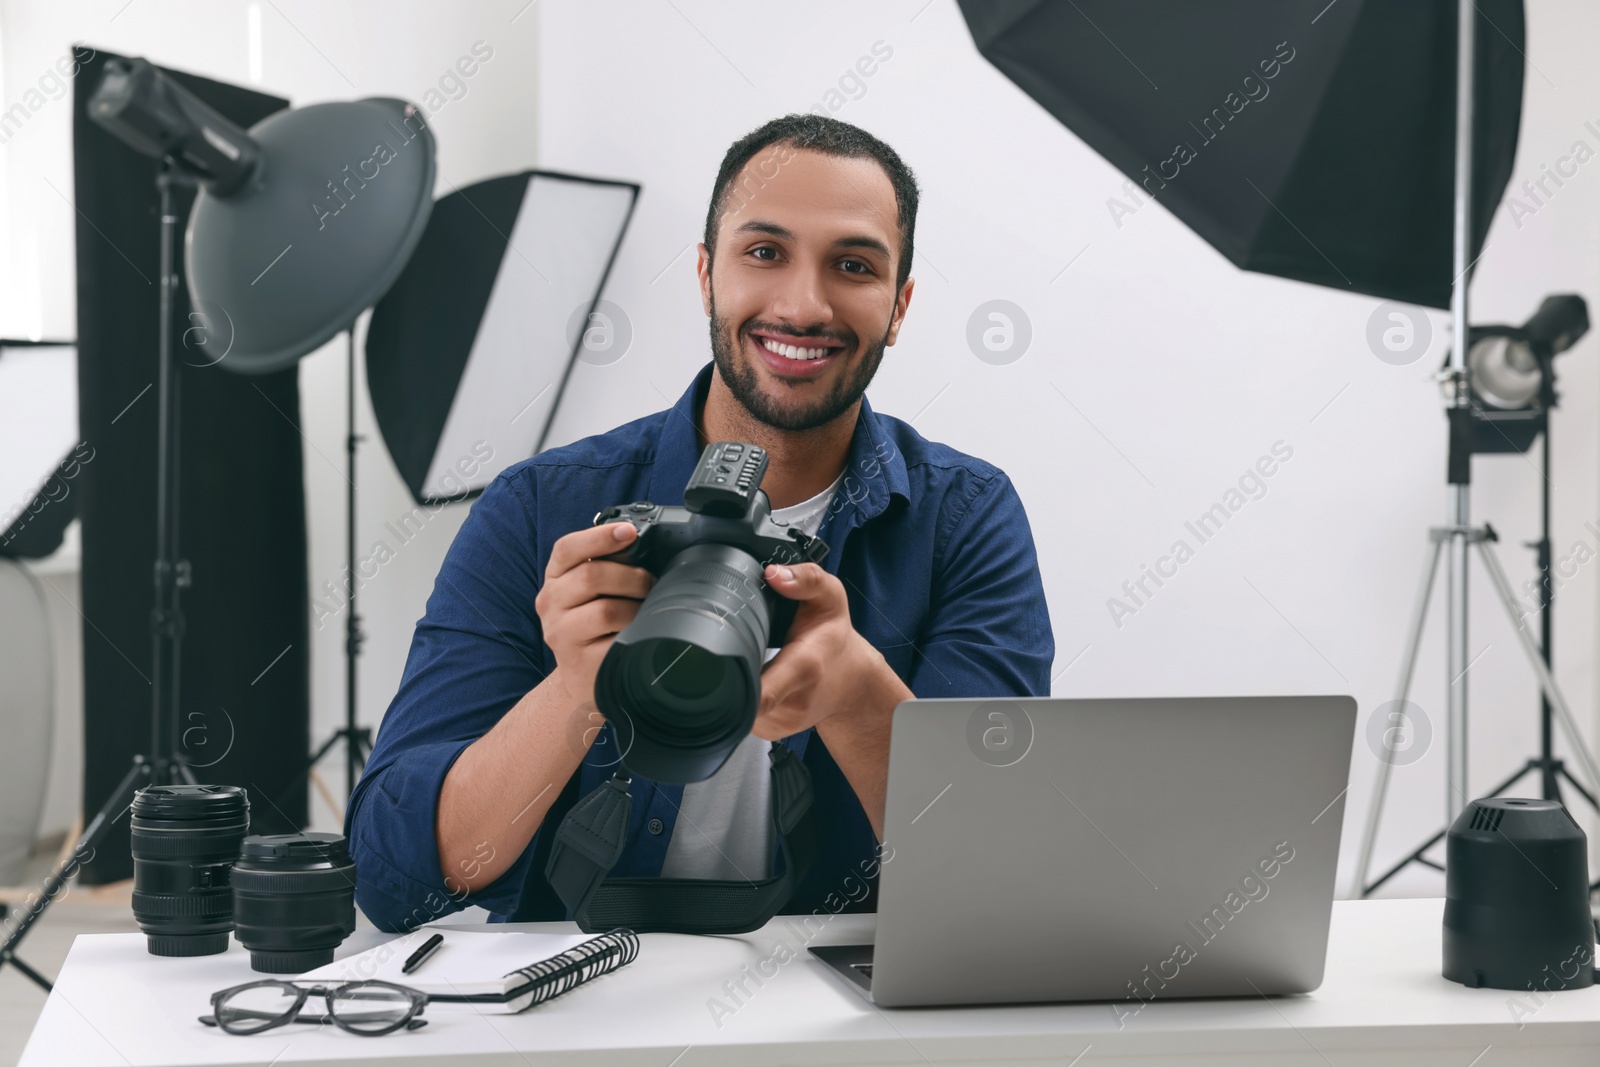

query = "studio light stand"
[5,50,436,989]
[1353,517,1600,897]
[1507,380,1600,820]
[275,328,373,813]
[1351,1,1600,897]
[166,61,432,822]
[0,166,200,992]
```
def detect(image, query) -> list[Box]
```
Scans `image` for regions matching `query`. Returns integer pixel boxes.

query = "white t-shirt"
[657,468,844,881]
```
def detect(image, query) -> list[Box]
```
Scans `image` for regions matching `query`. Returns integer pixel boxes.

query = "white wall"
[532,0,1600,896]
[4,0,1599,898]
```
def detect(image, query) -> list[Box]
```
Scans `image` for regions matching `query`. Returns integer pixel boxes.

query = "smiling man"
[346,114,1055,931]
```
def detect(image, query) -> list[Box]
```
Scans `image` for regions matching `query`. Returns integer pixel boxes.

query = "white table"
[20,898,1600,1066]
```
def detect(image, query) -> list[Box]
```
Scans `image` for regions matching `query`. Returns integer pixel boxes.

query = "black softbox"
[958,0,1524,308]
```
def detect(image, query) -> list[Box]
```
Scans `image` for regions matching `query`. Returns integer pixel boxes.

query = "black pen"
[402,933,444,975]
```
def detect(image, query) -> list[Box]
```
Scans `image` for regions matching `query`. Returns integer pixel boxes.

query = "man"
[347,113,1054,931]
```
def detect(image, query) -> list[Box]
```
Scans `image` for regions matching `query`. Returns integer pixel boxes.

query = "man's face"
[698,145,912,432]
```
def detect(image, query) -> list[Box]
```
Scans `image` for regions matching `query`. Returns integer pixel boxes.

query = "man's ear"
[884,275,914,347]
[696,243,713,317]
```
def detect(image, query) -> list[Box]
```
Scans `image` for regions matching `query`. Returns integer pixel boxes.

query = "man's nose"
[770,265,835,329]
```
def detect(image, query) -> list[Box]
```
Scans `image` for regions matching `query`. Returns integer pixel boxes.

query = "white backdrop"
[532,0,1600,896]
[2,0,1598,896]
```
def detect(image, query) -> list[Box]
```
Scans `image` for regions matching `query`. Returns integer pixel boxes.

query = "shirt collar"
[647,361,909,524]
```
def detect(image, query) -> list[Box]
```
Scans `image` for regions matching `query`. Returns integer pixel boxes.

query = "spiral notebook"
[297,927,638,1013]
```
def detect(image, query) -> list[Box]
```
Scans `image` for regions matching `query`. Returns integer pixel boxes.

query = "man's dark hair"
[703,113,919,293]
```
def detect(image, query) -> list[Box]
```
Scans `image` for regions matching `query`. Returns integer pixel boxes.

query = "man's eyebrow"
[732,219,892,260]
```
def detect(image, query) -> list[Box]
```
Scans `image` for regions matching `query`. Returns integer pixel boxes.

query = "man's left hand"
[751,562,886,741]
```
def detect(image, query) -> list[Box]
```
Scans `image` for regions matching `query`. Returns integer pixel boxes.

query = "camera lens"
[595,541,769,784]
[231,832,357,973]
[129,784,250,957]
[653,641,725,701]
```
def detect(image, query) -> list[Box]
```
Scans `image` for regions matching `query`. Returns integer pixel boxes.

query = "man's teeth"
[760,337,833,361]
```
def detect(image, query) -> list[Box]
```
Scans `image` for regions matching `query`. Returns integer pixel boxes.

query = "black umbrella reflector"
[0,342,82,559]
[365,171,638,505]
[187,98,437,375]
[957,0,1524,309]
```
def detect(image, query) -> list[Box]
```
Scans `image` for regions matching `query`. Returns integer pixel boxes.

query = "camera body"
[589,441,830,782]
[593,441,828,645]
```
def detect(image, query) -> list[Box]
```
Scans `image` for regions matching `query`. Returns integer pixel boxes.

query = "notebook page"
[299,929,594,996]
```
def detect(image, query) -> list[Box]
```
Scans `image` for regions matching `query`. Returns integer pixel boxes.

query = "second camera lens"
[231,832,358,973]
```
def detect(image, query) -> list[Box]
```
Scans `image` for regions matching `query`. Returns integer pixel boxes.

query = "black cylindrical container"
[231,832,357,973]
[1443,797,1596,991]
[129,784,251,957]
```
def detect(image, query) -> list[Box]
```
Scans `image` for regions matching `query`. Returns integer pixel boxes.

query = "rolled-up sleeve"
[909,469,1054,699]
[345,469,554,931]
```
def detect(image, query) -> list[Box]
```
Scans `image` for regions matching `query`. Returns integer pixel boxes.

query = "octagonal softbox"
[365,170,638,505]
[958,0,1524,309]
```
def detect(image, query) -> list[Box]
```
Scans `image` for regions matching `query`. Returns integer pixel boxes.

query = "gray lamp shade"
[1468,335,1542,410]
[185,98,436,375]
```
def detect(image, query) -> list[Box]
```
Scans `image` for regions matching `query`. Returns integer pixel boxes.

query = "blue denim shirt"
[346,361,1055,931]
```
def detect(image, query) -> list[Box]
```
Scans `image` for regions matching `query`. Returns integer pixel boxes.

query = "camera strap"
[543,742,818,934]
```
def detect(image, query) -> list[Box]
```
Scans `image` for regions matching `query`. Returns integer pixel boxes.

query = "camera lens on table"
[231,832,358,973]
[129,784,251,957]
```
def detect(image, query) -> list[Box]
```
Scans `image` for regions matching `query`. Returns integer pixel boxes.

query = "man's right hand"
[436,522,658,897]
[534,521,657,705]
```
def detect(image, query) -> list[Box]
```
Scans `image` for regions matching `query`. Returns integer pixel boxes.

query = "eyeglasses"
[199,979,429,1036]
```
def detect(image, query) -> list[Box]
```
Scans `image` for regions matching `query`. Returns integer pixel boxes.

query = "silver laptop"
[810,695,1356,1008]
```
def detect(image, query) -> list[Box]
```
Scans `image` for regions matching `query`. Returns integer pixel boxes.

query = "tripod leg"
[1352,535,1445,899]
[2,951,54,993]
[0,756,153,991]
[309,768,342,821]
[1363,758,1535,897]
[1474,538,1600,800]
[1555,763,1600,813]
[271,730,345,815]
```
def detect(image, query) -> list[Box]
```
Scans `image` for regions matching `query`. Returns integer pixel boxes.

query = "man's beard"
[708,290,889,433]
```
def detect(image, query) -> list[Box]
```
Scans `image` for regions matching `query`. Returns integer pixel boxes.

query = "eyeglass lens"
[215,983,302,1034]
[328,983,417,1032]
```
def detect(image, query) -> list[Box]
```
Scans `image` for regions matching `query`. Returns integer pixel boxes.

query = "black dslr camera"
[591,441,829,784]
